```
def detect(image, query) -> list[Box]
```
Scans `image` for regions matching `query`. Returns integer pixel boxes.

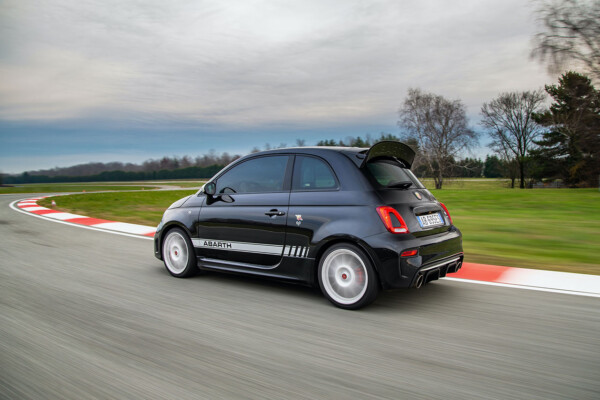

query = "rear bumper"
[412,254,464,288]
[363,227,464,289]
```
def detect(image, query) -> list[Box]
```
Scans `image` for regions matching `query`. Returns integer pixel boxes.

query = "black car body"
[154,141,463,309]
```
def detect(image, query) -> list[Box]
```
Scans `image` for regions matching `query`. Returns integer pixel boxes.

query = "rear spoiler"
[360,141,416,169]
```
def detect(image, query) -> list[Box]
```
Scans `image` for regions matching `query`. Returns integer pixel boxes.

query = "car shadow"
[150,263,462,312]
[370,281,461,313]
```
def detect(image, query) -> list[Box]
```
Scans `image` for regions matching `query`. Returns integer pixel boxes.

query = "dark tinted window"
[292,156,338,190]
[365,160,424,189]
[216,156,289,194]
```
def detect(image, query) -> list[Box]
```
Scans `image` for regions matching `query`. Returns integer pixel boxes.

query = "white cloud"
[0,0,553,129]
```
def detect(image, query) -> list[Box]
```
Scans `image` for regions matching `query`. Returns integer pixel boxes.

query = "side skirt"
[197,256,316,285]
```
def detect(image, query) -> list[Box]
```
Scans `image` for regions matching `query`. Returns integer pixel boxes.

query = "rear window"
[365,159,424,189]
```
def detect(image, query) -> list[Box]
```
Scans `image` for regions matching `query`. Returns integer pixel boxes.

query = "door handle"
[265,209,286,217]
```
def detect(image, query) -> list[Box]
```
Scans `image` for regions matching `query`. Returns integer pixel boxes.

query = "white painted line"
[9,199,153,241]
[44,212,89,220]
[444,278,600,298]
[92,221,156,235]
[19,206,48,211]
[500,268,600,295]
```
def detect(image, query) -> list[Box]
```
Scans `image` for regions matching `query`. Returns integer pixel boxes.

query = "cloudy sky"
[0,0,553,174]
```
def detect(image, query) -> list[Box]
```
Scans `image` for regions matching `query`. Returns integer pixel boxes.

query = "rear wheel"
[318,243,379,309]
[162,228,197,277]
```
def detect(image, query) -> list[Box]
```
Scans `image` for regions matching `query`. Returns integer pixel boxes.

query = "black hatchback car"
[154,141,463,309]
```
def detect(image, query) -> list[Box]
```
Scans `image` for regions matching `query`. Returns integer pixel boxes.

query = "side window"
[216,156,289,194]
[292,156,338,191]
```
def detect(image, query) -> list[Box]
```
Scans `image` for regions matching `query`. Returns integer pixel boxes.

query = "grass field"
[420,178,513,190]
[433,188,600,275]
[38,190,197,225]
[0,180,205,193]
[34,182,600,275]
[124,180,205,188]
[0,184,160,194]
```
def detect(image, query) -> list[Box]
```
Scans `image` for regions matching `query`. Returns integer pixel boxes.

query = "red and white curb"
[11,197,155,239]
[447,263,600,298]
[10,197,600,298]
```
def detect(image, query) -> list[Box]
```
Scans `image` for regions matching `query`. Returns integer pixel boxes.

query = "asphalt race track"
[1,194,599,399]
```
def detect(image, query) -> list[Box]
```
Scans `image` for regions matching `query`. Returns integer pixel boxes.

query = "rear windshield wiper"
[386,180,413,189]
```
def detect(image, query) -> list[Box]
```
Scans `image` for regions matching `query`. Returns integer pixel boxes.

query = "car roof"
[251,146,367,154]
[241,146,369,167]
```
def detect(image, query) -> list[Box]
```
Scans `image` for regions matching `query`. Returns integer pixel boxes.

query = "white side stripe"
[191,239,311,258]
[283,245,309,258]
[192,238,283,256]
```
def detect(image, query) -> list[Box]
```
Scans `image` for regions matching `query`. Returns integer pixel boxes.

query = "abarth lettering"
[204,240,232,249]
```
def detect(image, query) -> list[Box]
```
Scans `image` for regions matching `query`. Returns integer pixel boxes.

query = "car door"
[195,155,292,267]
[285,155,343,256]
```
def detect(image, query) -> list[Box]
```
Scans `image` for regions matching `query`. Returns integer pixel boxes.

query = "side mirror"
[204,182,216,196]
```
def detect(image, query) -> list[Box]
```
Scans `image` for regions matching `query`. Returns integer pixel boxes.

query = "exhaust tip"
[456,261,463,271]
[414,274,424,289]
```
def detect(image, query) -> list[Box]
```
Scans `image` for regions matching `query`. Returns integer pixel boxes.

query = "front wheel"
[318,244,379,309]
[162,228,197,277]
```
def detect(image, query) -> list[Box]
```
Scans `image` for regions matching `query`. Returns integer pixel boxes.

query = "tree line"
[2,153,239,184]
[3,165,225,185]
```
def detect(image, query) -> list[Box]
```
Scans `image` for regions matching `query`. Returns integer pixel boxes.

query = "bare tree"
[492,138,520,188]
[180,156,193,168]
[532,0,600,82]
[398,88,478,189]
[480,91,546,188]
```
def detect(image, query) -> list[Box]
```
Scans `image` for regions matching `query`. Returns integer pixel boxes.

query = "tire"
[162,228,197,278]
[318,243,379,309]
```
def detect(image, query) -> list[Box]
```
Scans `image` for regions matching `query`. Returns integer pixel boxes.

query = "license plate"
[417,212,443,228]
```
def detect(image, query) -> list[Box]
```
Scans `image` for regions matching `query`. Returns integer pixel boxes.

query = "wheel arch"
[157,221,195,258]
[311,237,383,289]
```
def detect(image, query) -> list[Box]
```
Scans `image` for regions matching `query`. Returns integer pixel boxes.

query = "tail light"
[439,202,453,224]
[376,206,409,234]
[401,249,418,257]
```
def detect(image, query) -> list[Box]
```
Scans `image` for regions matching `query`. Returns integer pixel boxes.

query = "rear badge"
[414,192,422,200]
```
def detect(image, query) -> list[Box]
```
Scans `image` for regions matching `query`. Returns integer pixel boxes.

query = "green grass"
[420,178,513,190]
[131,180,206,188]
[0,180,206,193]
[60,180,206,188]
[36,182,600,275]
[38,190,197,226]
[432,188,600,275]
[0,184,159,194]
